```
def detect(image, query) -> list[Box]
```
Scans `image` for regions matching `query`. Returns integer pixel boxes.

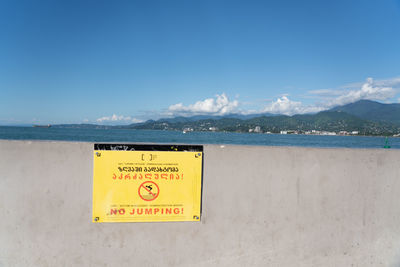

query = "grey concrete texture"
[1,140,400,266]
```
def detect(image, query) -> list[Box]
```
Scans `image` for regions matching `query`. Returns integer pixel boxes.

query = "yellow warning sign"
[92,145,203,223]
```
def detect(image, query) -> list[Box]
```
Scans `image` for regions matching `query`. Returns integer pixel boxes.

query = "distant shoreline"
[0,125,398,138]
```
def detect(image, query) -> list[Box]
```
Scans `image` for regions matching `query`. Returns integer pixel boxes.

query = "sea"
[0,126,399,149]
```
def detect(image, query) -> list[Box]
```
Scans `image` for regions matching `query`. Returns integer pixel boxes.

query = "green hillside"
[331,100,400,125]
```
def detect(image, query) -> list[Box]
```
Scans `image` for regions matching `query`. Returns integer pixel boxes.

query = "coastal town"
[181,126,400,138]
[185,125,361,136]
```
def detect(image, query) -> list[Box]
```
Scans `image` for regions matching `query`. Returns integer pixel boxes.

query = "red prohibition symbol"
[138,181,160,201]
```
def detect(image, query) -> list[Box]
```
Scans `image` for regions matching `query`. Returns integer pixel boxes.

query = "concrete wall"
[1,140,400,266]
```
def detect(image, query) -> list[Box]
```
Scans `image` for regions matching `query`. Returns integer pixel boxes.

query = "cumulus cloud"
[96,114,143,124]
[96,77,398,122]
[167,93,239,116]
[309,77,399,106]
[260,77,400,115]
[262,96,324,115]
[324,77,397,107]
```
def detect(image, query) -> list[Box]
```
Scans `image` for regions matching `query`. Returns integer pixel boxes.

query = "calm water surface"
[0,126,399,149]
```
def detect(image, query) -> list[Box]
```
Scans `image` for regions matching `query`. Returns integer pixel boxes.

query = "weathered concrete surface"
[1,140,400,266]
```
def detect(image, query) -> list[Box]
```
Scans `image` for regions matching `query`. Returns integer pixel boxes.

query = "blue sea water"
[0,126,399,149]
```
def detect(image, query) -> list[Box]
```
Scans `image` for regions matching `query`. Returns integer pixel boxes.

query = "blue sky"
[1,0,400,125]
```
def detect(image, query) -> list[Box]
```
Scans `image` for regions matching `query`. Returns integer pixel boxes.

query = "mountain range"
[53,100,400,136]
[331,100,400,125]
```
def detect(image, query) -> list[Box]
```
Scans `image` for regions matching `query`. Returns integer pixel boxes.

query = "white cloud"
[309,77,399,105]
[96,114,143,124]
[324,77,397,107]
[262,96,324,115]
[373,77,400,88]
[131,118,144,123]
[167,93,239,116]
[260,77,400,116]
[94,77,399,122]
[307,89,345,97]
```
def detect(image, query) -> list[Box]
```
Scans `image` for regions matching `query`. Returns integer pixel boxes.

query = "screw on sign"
[138,181,159,201]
